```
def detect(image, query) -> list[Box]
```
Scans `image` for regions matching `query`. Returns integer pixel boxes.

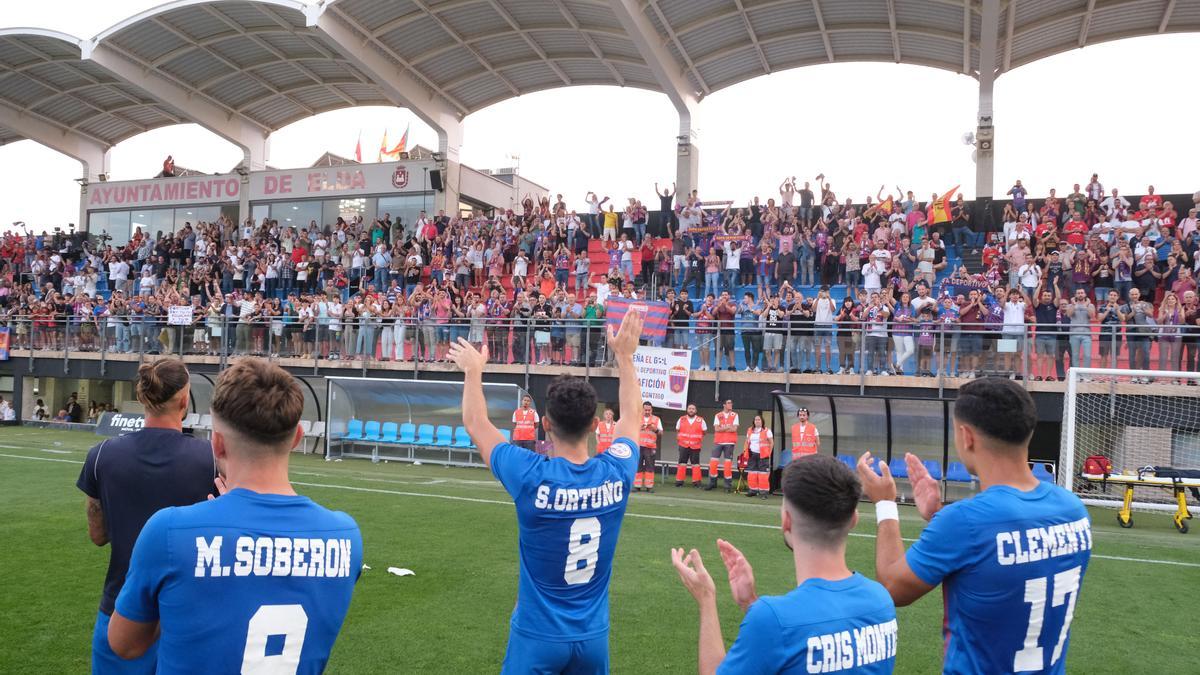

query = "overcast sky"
[2,1,1198,230]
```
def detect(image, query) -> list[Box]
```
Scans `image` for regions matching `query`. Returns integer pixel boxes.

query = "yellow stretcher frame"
[1081,472,1197,534]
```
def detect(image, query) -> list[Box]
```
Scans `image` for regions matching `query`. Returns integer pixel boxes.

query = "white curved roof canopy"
[1,0,1198,154]
[0,28,186,148]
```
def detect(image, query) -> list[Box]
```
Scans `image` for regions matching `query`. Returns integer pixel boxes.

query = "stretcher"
[1081,470,1200,534]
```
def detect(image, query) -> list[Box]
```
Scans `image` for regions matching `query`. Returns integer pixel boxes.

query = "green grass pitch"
[1,428,1197,673]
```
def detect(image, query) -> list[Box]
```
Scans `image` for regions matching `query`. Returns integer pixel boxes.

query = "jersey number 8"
[564,517,601,585]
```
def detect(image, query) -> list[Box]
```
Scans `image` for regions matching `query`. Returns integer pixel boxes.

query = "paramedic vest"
[714,412,739,445]
[676,416,705,450]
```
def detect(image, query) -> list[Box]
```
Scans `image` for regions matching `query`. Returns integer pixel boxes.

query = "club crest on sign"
[391,165,409,189]
[669,365,688,394]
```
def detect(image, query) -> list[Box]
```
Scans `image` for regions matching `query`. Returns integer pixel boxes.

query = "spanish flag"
[378,129,389,163]
[929,185,959,224]
[866,196,893,219]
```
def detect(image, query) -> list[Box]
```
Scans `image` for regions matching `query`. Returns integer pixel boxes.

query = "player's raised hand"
[607,309,644,361]
[856,451,897,503]
[905,453,943,521]
[717,539,758,613]
[670,547,715,604]
[448,338,489,377]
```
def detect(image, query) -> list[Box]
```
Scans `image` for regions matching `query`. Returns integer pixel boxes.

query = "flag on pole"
[354,131,362,163]
[604,297,670,345]
[385,124,409,157]
[378,129,389,163]
[929,185,960,224]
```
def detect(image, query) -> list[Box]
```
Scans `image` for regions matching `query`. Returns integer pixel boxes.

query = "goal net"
[1061,367,1200,509]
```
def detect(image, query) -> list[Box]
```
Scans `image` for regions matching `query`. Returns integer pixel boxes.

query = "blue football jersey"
[906,482,1093,674]
[115,488,363,674]
[718,573,897,674]
[490,438,639,641]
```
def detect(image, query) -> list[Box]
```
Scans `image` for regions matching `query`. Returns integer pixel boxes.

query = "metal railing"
[3,314,1193,391]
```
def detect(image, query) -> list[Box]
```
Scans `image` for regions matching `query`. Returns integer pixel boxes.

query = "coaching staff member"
[77,359,217,673]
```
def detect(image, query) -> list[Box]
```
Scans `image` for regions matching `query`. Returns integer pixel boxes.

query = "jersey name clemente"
[807,618,899,674]
[995,516,1093,566]
[193,535,355,578]
[534,480,625,512]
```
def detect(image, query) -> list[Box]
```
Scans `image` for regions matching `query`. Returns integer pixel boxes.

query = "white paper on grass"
[387,567,415,577]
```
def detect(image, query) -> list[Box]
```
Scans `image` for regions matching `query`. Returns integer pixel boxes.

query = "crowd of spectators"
[0,173,1196,381]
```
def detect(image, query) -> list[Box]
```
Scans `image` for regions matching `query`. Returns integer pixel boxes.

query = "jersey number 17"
[1013,566,1082,671]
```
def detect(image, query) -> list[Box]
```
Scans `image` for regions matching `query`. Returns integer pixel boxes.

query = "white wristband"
[875,500,899,525]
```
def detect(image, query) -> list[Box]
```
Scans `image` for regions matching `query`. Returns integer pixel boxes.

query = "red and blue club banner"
[605,297,670,345]
[0,327,9,361]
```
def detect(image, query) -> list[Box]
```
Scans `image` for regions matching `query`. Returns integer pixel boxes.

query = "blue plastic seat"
[362,421,382,442]
[889,458,908,479]
[1032,463,1055,483]
[500,429,513,443]
[342,419,363,440]
[415,424,435,446]
[923,460,944,481]
[836,455,856,471]
[946,462,973,483]
[380,422,399,444]
[453,426,473,448]
[398,422,416,444]
[433,425,454,447]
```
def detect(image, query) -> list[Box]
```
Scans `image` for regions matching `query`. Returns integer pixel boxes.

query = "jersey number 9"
[564,517,601,585]
[242,604,308,674]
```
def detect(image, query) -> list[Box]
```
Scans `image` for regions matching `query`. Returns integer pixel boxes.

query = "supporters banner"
[633,346,692,411]
[605,298,669,345]
[167,306,194,326]
[0,327,9,360]
[95,412,146,437]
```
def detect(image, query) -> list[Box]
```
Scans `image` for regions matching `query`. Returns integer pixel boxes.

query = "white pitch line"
[1,453,1195,570]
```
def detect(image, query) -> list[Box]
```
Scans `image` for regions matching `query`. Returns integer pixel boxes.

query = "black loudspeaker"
[429,169,443,192]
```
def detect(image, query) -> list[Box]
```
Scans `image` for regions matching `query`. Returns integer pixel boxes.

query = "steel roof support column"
[608,0,702,197]
[0,100,113,230]
[975,0,1001,200]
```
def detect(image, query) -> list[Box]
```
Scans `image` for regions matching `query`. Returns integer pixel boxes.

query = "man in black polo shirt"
[66,393,83,424]
[77,359,216,673]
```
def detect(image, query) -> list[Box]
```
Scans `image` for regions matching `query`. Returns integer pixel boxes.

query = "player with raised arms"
[448,309,645,674]
[107,359,363,673]
[671,455,897,673]
[857,378,1093,674]
[77,359,217,674]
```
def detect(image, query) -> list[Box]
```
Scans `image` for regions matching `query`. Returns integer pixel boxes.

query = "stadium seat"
[453,426,473,448]
[343,419,364,441]
[398,422,417,444]
[1032,463,1055,483]
[433,425,453,447]
[836,455,856,471]
[500,429,512,443]
[183,413,200,429]
[415,424,435,446]
[380,422,399,444]
[888,458,908,479]
[362,421,382,442]
[946,462,974,483]
[196,414,212,430]
[923,460,944,481]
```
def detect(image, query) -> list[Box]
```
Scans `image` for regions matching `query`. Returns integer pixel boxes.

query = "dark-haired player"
[107,359,362,672]
[857,378,1092,674]
[671,455,897,673]
[449,310,645,673]
[77,359,216,674]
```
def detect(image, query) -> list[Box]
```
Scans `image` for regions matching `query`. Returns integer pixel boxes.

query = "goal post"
[1060,367,1200,512]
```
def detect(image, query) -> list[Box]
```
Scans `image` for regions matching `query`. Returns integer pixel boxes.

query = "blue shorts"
[92,609,157,674]
[502,630,609,675]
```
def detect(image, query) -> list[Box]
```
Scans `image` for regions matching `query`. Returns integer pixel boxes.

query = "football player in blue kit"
[448,309,645,674]
[858,378,1092,674]
[77,359,217,674]
[107,359,362,674]
[671,455,897,674]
